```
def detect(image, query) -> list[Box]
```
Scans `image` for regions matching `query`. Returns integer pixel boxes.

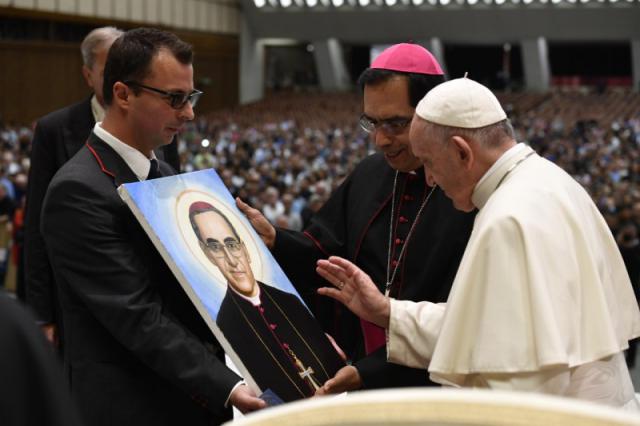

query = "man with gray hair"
[79,26,123,112]
[317,77,640,410]
[25,27,179,344]
[26,26,122,344]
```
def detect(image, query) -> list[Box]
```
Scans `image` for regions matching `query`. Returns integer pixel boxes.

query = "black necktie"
[147,158,161,180]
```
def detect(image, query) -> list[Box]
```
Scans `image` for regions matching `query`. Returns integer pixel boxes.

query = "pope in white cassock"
[316,77,640,411]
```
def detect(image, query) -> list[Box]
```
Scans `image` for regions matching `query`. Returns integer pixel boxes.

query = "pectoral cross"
[290,351,321,391]
[299,366,321,391]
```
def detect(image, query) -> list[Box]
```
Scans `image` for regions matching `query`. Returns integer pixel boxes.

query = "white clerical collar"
[472,143,534,210]
[90,95,106,123]
[93,122,157,181]
[229,283,262,306]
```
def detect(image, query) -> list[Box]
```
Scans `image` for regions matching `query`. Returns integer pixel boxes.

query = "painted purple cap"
[189,201,214,214]
[371,43,444,76]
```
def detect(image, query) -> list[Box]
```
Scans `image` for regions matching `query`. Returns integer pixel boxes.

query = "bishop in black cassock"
[238,44,476,392]
[217,282,344,402]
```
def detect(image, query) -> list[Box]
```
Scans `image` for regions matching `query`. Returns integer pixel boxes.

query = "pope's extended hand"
[316,256,390,328]
[235,197,276,249]
[315,366,362,396]
[229,384,267,413]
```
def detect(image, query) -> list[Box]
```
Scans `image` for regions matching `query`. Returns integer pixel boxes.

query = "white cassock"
[387,143,640,410]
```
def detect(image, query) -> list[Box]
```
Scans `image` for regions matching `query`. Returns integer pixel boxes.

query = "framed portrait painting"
[119,169,344,404]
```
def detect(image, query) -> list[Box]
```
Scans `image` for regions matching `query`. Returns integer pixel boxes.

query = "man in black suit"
[189,201,344,403]
[25,26,180,344]
[41,28,265,425]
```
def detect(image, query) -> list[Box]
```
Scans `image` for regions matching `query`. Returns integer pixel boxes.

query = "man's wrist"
[382,298,391,328]
[225,380,246,408]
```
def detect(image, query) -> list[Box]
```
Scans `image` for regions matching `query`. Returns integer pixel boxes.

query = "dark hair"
[102,27,193,106]
[357,68,445,108]
[189,204,241,243]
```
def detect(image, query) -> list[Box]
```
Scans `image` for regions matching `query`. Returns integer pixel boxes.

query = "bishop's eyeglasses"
[359,114,413,136]
[124,81,203,109]
[203,239,243,259]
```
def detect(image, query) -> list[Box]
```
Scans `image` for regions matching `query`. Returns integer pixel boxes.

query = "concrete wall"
[0,0,240,34]
[240,1,639,43]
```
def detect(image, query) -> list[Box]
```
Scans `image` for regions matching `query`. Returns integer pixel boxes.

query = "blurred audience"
[3,87,640,363]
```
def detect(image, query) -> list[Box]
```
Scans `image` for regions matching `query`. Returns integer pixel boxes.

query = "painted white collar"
[229,283,262,306]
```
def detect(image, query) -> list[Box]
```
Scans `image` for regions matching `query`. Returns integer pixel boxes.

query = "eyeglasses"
[359,114,413,136]
[124,81,203,109]
[203,239,243,259]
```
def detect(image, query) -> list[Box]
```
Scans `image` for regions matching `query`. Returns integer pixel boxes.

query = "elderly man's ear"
[451,135,474,171]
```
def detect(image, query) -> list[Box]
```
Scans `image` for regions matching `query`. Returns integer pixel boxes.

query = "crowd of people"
[1,22,637,424]
[0,30,638,421]
[1,87,639,293]
[0,123,29,297]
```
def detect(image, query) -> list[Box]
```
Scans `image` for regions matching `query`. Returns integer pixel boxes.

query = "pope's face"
[194,210,257,297]
[410,118,476,212]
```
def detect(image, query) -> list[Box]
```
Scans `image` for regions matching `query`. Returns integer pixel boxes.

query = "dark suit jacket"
[25,97,93,322]
[0,291,82,426]
[25,96,180,323]
[41,133,238,426]
[217,282,344,403]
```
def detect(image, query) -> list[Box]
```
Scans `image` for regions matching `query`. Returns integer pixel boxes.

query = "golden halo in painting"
[175,189,265,289]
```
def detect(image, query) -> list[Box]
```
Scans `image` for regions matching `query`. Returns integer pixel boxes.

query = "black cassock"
[217,282,345,402]
[272,153,476,389]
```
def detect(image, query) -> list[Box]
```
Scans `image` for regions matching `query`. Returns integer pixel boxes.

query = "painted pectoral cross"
[290,350,321,391]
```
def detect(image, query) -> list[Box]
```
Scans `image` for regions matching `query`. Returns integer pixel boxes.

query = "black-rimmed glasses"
[359,114,413,136]
[203,239,243,259]
[124,81,203,109]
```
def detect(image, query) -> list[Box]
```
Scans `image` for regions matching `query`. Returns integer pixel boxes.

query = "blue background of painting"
[121,169,302,321]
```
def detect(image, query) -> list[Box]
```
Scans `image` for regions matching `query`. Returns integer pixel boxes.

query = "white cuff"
[387,299,446,369]
[225,380,246,408]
